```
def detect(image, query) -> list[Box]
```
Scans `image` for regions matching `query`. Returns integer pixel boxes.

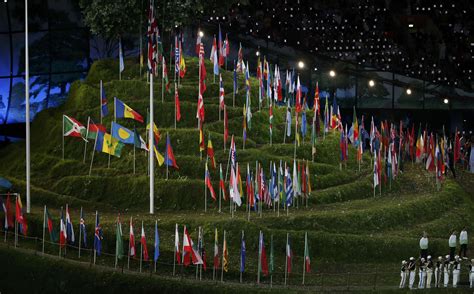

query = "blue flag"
[119,39,124,73]
[240,233,246,273]
[94,212,103,256]
[154,222,160,262]
[301,110,307,137]
[285,168,293,207]
[111,122,135,144]
[80,208,87,247]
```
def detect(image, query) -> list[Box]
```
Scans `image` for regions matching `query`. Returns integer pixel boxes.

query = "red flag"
[205,163,217,201]
[141,223,149,261]
[15,195,27,235]
[295,76,302,113]
[182,226,203,266]
[175,84,181,122]
[5,193,14,229]
[260,232,269,276]
[165,135,179,169]
[454,129,460,162]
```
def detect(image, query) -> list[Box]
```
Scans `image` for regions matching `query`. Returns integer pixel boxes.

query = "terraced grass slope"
[0,56,473,291]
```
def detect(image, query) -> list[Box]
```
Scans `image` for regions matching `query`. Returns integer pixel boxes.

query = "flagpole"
[100,80,103,124]
[154,220,158,273]
[83,117,90,163]
[93,210,97,265]
[149,72,155,214]
[278,160,281,217]
[221,230,225,283]
[140,221,143,273]
[247,163,251,221]
[233,61,236,108]
[24,0,31,213]
[166,132,169,180]
[62,115,65,160]
[240,230,243,283]
[133,130,136,174]
[127,217,131,269]
[204,160,207,213]
[195,227,200,280]
[173,223,177,276]
[174,82,177,129]
[199,227,203,281]
[42,205,46,254]
[119,37,122,81]
[78,206,82,258]
[284,232,288,286]
[59,206,63,258]
[302,232,307,285]
[162,58,165,103]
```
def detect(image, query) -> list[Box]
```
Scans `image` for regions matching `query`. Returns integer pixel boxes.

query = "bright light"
[406,88,412,95]
[329,70,336,77]
[443,98,449,104]
[368,80,375,87]
[298,61,305,69]
[408,23,414,28]
[198,31,204,38]
[256,51,260,57]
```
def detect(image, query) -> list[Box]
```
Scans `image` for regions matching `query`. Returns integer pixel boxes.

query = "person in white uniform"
[459,227,468,259]
[452,255,461,288]
[419,232,429,259]
[435,256,443,288]
[418,257,426,289]
[408,257,416,289]
[399,260,408,288]
[426,255,434,288]
[449,231,457,260]
[444,255,451,287]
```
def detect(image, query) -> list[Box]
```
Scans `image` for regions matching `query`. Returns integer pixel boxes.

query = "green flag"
[116,220,124,260]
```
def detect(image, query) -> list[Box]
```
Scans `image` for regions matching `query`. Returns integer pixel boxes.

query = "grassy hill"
[0,56,473,292]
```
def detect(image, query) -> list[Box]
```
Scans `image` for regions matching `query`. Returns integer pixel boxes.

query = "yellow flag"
[154,146,164,166]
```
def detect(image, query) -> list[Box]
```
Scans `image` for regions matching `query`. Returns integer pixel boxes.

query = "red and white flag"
[174,223,181,264]
[182,226,203,266]
[129,217,136,257]
[141,222,149,261]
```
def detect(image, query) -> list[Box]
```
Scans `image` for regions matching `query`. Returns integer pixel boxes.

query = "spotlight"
[198,31,204,38]
[298,61,305,69]
[329,70,336,77]
[406,88,412,95]
[443,98,449,104]
[256,51,260,57]
[408,23,414,28]
[368,80,375,87]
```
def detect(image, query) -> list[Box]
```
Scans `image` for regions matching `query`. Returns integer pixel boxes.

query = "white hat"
[410,257,414,260]
[471,259,474,263]
[445,255,450,259]
[402,260,406,264]
[438,256,442,260]
[455,255,460,259]
[427,255,431,259]
[421,258,425,261]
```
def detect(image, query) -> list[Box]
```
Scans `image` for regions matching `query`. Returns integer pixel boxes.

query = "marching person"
[399,260,408,288]
[452,255,461,288]
[443,255,451,287]
[469,259,474,288]
[426,255,434,288]
[435,256,443,288]
[418,257,426,289]
[408,257,416,289]
[419,232,429,259]
[449,231,457,260]
[459,227,468,259]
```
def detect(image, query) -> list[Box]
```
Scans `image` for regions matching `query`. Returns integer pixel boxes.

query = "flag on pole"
[2,194,13,230]
[223,232,228,272]
[211,36,219,75]
[63,115,86,139]
[133,128,148,151]
[80,208,86,247]
[59,208,66,247]
[352,107,359,146]
[44,206,57,242]
[304,232,311,273]
[205,162,217,201]
[219,74,225,110]
[13,198,25,235]
[111,122,135,145]
[174,83,181,122]
[259,231,269,276]
[100,84,108,118]
[141,222,149,261]
[65,204,75,244]
[195,28,202,55]
[182,226,203,265]
[95,132,125,157]
[207,137,216,169]
[230,165,242,206]
[286,235,292,274]
[174,36,180,75]
[129,217,136,257]
[285,167,293,206]
[373,151,380,188]
[116,216,124,261]
[295,76,302,113]
[218,25,224,67]
[94,212,103,256]
[162,56,171,92]
[154,221,160,262]
[240,231,246,273]
[179,41,186,78]
[164,134,179,169]
[175,224,181,264]
[219,164,227,200]
[199,123,205,153]
[269,235,274,275]
[119,38,124,73]
[114,98,144,123]
[236,42,243,72]
[286,103,292,137]
[213,228,219,270]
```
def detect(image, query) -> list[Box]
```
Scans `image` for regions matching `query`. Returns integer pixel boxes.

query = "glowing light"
[368,80,375,87]
[406,88,412,95]
[329,70,336,77]
[298,61,305,69]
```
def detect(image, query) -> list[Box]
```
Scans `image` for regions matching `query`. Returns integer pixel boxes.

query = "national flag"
[274,65,282,101]
[219,74,225,110]
[295,76,302,113]
[65,204,75,244]
[285,167,293,206]
[218,25,224,67]
[224,105,229,146]
[175,83,181,122]
[114,98,144,123]
[259,231,269,276]
[198,228,207,271]
[100,82,108,118]
[224,33,230,56]
[129,217,136,257]
[153,146,165,166]
[195,28,202,55]
[269,234,274,275]
[141,222,149,261]
[373,151,380,188]
[182,226,203,266]
[207,136,216,169]
[240,231,246,273]
[14,196,26,235]
[133,128,148,151]
[199,122,205,153]
[352,107,359,146]
[111,122,135,144]
[59,208,66,247]
[79,208,86,247]
[314,82,320,116]
[222,231,228,272]
[116,215,124,261]
[233,62,238,94]
[146,115,161,145]
[324,95,330,133]
[63,115,86,139]
[94,212,102,256]
[198,43,207,95]
[174,224,181,264]
[286,103,292,137]
[154,221,160,262]
[179,41,186,78]
[147,0,159,74]
[164,134,179,169]
[119,38,124,73]
[211,36,219,75]
[454,129,460,162]
[86,119,106,140]
[304,232,311,273]
[174,36,180,74]
[162,56,171,93]
[44,206,57,242]
[213,228,219,270]
[205,162,216,201]
[236,42,243,73]
[286,235,292,274]
[3,194,13,230]
[95,132,124,157]
[242,105,247,143]
[246,163,255,208]
[340,127,348,162]
[301,108,307,138]
[219,164,227,201]
[416,125,423,162]
[269,103,273,137]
